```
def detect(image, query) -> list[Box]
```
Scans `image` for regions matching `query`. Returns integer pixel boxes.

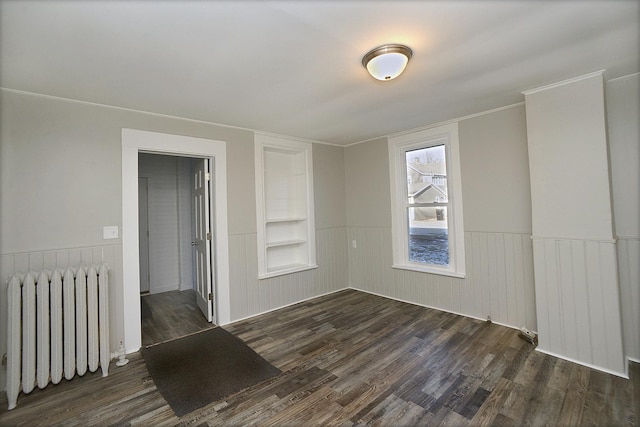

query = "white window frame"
[388,123,465,278]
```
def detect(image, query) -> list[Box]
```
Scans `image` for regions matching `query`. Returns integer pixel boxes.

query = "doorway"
[138,154,215,346]
[122,129,230,353]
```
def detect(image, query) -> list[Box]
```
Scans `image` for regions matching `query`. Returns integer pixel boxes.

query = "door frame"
[122,129,230,353]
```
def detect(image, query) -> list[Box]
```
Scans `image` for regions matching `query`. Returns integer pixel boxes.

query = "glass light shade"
[362,44,412,81]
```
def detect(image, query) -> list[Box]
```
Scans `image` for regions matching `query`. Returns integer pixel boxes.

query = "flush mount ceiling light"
[362,44,413,81]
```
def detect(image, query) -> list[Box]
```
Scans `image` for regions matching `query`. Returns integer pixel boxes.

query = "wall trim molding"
[0,87,342,148]
[226,288,348,325]
[531,235,616,243]
[522,70,605,95]
[604,71,640,83]
[345,102,525,147]
[349,286,524,331]
[0,243,121,258]
[465,230,532,236]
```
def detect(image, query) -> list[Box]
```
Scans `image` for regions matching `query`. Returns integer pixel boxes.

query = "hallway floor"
[141,289,214,346]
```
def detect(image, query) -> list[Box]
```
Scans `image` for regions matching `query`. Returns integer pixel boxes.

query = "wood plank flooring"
[1,289,638,426]
[141,289,214,346]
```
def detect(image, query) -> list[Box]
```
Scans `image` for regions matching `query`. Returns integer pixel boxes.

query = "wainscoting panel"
[618,237,640,362]
[347,227,536,331]
[0,244,124,394]
[532,237,626,376]
[228,227,348,322]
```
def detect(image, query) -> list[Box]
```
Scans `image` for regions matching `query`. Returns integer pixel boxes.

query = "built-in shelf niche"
[255,134,317,279]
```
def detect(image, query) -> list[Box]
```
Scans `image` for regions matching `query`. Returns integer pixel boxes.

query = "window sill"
[392,264,466,279]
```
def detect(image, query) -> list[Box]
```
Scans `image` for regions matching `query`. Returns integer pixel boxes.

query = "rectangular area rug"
[141,327,281,417]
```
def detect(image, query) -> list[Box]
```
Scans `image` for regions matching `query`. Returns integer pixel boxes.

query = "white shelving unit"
[255,134,317,279]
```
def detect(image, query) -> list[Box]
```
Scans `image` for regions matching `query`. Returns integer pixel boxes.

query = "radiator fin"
[63,268,76,380]
[99,265,110,377]
[75,267,88,376]
[50,270,64,384]
[22,273,36,395]
[87,266,99,373]
[7,276,22,410]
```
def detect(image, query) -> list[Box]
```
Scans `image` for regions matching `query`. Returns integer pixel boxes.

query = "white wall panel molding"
[228,227,348,322]
[617,237,640,362]
[531,235,617,244]
[531,237,626,377]
[347,226,536,331]
[606,73,639,363]
[524,72,625,377]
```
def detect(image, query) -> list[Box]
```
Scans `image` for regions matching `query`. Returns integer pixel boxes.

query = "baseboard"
[627,356,640,364]
[150,284,180,294]
[348,286,526,332]
[535,347,629,379]
[222,287,349,326]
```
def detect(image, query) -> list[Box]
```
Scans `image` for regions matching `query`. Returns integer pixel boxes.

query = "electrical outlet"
[352,240,357,248]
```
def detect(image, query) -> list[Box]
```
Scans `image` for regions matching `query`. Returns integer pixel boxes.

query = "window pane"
[406,145,447,204]
[407,207,449,266]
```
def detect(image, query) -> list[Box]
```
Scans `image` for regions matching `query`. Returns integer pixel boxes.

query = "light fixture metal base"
[362,44,413,81]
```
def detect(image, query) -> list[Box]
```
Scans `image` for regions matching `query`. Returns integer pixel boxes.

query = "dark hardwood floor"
[141,289,215,346]
[1,289,638,426]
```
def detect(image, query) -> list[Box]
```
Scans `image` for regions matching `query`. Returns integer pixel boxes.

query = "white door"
[193,158,214,322]
[138,178,150,293]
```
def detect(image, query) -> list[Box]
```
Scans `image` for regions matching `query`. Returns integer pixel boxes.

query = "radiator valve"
[111,341,129,367]
[519,326,537,345]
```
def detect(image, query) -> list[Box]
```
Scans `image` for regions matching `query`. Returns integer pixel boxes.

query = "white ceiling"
[1,1,638,145]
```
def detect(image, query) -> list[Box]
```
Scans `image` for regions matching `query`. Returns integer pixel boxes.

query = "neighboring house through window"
[388,123,465,278]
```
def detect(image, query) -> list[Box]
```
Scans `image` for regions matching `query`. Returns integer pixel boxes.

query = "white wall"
[525,73,614,240]
[177,158,194,291]
[607,73,640,362]
[229,142,348,320]
[459,105,532,234]
[138,153,193,294]
[524,72,625,376]
[345,105,537,331]
[0,71,636,393]
[0,90,348,393]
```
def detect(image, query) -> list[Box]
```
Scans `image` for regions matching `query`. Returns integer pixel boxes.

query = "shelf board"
[265,217,306,223]
[259,263,319,279]
[266,239,306,248]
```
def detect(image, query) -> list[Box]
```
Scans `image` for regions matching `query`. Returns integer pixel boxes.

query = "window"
[388,123,465,277]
